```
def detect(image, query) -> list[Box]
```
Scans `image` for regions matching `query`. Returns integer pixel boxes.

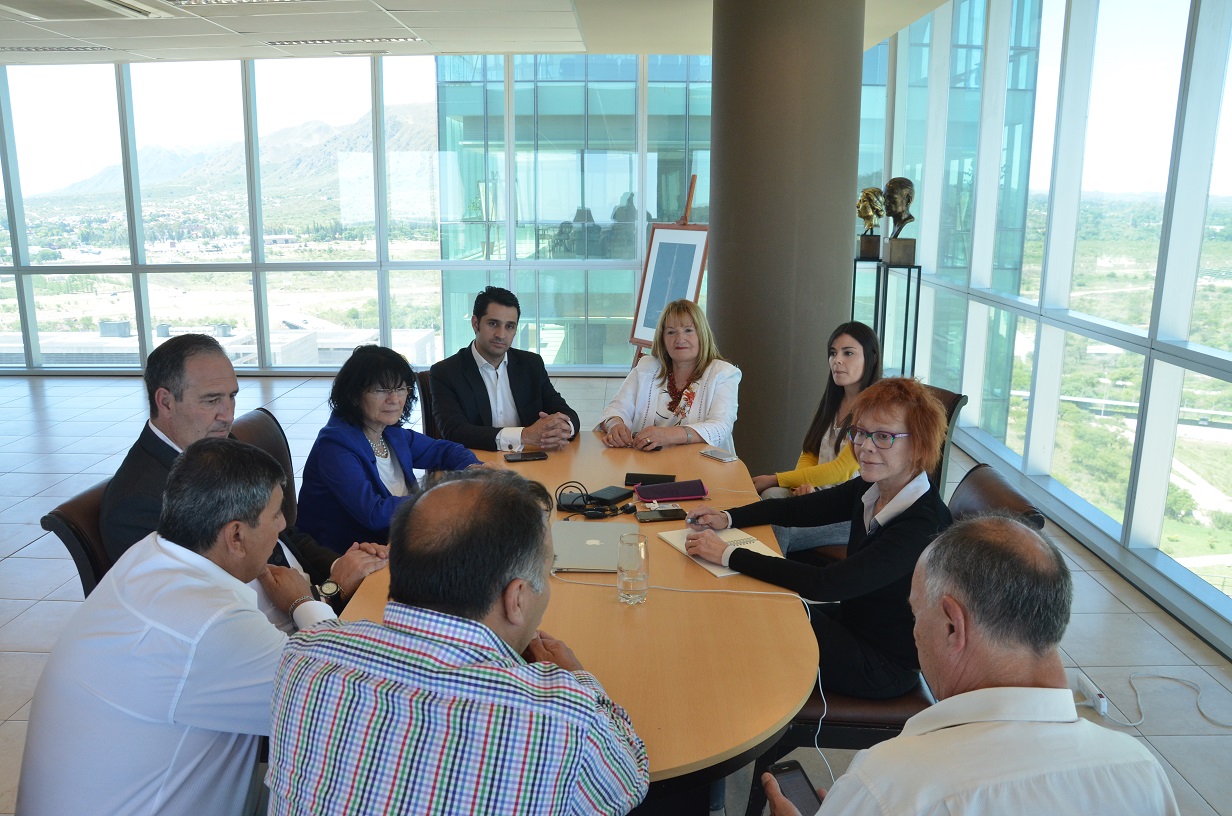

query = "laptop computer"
[551,520,639,572]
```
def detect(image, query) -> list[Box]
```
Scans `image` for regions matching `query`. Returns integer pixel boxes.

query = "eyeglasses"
[368,386,409,398]
[848,427,911,449]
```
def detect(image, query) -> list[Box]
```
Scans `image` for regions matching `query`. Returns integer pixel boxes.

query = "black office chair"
[415,369,437,438]
[231,407,299,527]
[924,384,968,491]
[41,477,113,597]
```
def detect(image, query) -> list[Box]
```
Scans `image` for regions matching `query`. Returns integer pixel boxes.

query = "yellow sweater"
[774,442,859,490]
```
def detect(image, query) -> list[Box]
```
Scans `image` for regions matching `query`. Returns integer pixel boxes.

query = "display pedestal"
[857,234,881,261]
[884,237,916,266]
[851,259,922,377]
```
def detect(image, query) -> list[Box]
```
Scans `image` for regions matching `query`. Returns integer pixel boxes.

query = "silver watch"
[316,580,341,603]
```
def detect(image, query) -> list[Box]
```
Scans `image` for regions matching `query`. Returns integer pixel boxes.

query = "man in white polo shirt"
[18,437,335,816]
[761,515,1178,816]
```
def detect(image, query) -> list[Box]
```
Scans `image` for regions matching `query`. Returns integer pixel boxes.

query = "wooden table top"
[342,433,819,782]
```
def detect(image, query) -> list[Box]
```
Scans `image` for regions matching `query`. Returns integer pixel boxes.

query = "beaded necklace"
[365,432,389,459]
[665,369,695,414]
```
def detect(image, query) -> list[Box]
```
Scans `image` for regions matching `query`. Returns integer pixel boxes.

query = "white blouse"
[596,356,741,453]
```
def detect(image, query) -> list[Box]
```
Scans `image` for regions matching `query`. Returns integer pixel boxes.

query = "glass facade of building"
[0,54,710,371]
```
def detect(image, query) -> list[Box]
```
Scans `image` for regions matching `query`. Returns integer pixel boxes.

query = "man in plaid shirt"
[267,469,649,815]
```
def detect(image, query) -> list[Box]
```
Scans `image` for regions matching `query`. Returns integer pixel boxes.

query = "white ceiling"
[0,0,944,65]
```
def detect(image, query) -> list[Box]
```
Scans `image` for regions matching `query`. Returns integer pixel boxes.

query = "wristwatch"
[314,580,341,604]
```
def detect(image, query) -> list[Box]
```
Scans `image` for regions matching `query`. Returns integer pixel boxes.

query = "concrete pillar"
[709,0,865,476]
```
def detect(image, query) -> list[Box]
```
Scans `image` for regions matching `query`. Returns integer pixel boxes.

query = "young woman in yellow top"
[751,321,882,552]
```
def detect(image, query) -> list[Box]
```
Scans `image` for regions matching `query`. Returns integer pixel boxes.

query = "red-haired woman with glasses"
[686,377,951,699]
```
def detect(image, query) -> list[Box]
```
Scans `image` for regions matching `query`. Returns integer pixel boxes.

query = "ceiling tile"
[184,0,377,16]
[34,17,229,38]
[417,27,581,42]
[209,10,405,34]
[378,0,573,11]
[388,11,578,30]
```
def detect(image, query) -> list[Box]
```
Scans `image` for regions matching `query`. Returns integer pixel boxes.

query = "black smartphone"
[624,472,677,487]
[504,451,548,462]
[768,760,823,813]
[635,508,688,523]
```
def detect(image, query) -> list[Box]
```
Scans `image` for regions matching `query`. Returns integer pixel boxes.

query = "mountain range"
[43,102,441,202]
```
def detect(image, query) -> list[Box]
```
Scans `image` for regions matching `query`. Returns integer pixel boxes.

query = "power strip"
[1075,672,1108,716]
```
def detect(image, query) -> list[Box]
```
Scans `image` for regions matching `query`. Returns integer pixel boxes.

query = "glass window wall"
[34,273,138,366]
[438,56,505,262]
[8,65,130,267]
[147,271,257,367]
[1194,25,1232,352]
[383,57,442,263]
[389,269,443,369]
[1051,333,1144,527]
[1166,370,1232,599]
[254,58,376,263]
[264,270,379,366]
[0,273,18,366]
[978,309,1035,458]
[990,0,1062,301]
[1070,0,1190,329]
[935,0,985,285]
[130,61,250,264]
[648,55,712,227]
[514,55,638,262]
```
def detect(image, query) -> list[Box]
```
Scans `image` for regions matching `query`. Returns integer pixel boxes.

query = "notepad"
[658,527,782,577]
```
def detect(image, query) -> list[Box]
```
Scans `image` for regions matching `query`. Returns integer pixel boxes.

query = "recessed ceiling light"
[265,37,421,46]
[0,46,112,52]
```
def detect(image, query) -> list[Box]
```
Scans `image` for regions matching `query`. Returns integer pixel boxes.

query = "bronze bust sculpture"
[884,177,915,239]
[856,187,885,235]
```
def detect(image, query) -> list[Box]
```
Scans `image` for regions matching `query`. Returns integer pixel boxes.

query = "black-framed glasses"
[848,427,911,449]
[368,386,409,398]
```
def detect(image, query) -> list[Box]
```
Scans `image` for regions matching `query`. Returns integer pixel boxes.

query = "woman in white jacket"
[597,299,740,453]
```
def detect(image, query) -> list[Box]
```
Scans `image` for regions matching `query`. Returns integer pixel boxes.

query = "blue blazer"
[297,413,480,552]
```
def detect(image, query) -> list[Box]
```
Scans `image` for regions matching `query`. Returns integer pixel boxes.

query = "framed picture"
[630,224,709,347]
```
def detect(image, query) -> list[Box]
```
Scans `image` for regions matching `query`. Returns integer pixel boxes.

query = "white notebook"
[658,527,782,577]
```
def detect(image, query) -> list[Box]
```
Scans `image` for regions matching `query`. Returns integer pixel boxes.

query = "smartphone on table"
[634,507,688,523]
[767,760,824,814]
[504,451,548,462]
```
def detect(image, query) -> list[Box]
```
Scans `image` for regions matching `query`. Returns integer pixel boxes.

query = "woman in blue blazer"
[298,345,482,552]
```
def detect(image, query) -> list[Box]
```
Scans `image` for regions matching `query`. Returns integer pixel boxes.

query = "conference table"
[342,433,819,811]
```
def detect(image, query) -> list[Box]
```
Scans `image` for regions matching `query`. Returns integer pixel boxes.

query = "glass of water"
[617,533,649,605]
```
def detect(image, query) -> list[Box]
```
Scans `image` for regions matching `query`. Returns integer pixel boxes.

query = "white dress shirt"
[818,686,1178,815]
[471,342,527,451]
[17,533,336,816]
[470,342,573,451]
[149,419,326,633]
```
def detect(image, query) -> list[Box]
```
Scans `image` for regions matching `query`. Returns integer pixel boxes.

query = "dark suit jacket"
[99,423,337,583]
[728,476,952,671]
[429,345,580,451]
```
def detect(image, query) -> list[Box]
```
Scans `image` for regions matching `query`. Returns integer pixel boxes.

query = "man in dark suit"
[430,286,580,452]
[100,334,386,629]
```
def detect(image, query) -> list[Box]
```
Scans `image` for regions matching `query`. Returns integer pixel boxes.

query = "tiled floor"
[1,375,1231,815]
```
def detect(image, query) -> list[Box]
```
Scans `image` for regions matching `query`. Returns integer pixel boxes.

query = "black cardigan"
[728,476,951,669]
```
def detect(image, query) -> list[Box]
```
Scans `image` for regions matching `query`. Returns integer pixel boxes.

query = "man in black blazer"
[430,286,580,452]
[100,334,386,625]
